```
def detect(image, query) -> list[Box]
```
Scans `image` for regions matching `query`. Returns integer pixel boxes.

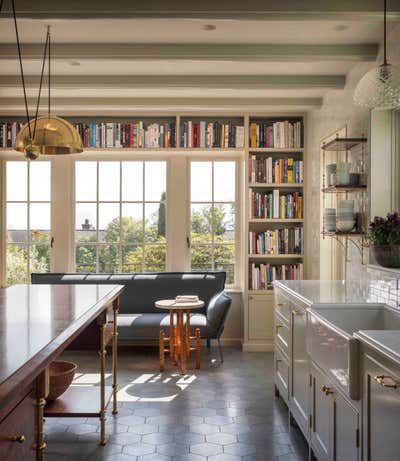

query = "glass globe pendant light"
[354,0,400,110]
[9,0,83,159]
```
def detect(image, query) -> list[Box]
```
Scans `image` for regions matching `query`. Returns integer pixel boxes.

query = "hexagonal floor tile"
[190,443,223,457]
[116,414,146,426]
[223,442,257,456]
[123,443,156,456]
[189,407,217,417]
[220,424,251,435]
[190,423,220,435]
[157,442,189,456]
[67,423,98,435]
[208,454,242,461]
[128,423,159,435]
[174,432,205,446]
[205,415,233,426]
[158,423,189,435]
[142,432,174,445]
[108,432,141,446]
[134,407,162,417]
[206,433,237,445]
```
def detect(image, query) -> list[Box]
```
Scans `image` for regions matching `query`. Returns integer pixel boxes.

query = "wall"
[306,23,400,282]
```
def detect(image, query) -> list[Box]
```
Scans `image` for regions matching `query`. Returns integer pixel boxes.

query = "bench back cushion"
[31,272,226,314]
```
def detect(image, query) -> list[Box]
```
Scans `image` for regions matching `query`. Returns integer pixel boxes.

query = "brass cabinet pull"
[277,303,284,307]
[275,324,284,333]
[322,385,334,396]
[292,309,304,316]
[10,435,25,443]
[374,375,398,389]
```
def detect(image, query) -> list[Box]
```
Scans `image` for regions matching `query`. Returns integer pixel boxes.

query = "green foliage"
[369,212,400,245]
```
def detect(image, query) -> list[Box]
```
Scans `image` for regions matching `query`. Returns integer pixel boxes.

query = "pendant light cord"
[33,28,50,138]
[11,0,32,140]
[48,26,51,117]
[384,0,388,65]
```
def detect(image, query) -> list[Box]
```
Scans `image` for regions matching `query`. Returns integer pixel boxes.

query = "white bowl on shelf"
[336,220,356,232]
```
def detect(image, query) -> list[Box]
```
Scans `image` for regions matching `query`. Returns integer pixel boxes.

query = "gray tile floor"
[44,347,308,461]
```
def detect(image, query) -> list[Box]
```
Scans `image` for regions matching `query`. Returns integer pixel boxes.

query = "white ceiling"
[0,14,396,114]
[0,18,385,44]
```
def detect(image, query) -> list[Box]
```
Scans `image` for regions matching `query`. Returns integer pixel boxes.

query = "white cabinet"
[311,363,332,461]
[363,352,400,461]
[290,304,309,436]
[247,293,274,349]
[310,362,360,461]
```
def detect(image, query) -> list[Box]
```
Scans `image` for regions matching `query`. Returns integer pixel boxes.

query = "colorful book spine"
[249,262,304,290]
[249,190,303,219]
[181,121,245,148]
[249,120,303,149]
[249,228,303,255]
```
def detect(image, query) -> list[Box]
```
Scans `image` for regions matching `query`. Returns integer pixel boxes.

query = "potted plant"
[368,212,400,268]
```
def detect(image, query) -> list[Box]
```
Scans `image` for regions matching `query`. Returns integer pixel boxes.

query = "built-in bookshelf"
[180,117,244,149]
[244,114,305,351]
[1,116,247,150]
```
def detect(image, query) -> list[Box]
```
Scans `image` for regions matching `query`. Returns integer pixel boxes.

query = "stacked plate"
[323,208,336,232]
[337,200,355,232]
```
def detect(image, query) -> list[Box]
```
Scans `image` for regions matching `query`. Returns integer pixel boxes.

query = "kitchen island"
[0,284,123,461]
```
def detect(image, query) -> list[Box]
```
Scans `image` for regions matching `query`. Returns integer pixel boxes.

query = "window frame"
[1,157,53,285]
[73,157,168,274]
[187,156,242,288]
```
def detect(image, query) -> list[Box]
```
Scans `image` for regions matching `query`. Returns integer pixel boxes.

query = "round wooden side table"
[155,299,204,375]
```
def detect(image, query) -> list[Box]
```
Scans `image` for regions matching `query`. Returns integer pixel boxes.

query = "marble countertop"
[355,331,400,366]
[275,279,400,366]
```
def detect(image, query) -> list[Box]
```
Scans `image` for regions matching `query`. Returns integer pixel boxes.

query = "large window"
[190,161,236,284]
[6,161,51,285]
[75,161,167,273]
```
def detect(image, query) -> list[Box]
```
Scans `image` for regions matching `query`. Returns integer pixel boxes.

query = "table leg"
[196,328,201,369]
[34,368,49,461]
[160,330,165,372]
[175,310,181,363]
[169,310,175,361]
[98,314,107,446]
[185,309,191,356]
[180,311,186,375]
[112,297,119,415]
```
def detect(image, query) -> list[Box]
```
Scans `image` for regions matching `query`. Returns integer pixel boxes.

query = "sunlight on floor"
[117,372,197,402]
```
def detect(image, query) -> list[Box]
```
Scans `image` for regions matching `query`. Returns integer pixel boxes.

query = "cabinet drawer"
[0,393,35,461]
[274,290,291,323]
[275,349,289,404]
[274,313,289,358]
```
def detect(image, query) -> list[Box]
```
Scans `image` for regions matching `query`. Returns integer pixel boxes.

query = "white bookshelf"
[244,114,306,351]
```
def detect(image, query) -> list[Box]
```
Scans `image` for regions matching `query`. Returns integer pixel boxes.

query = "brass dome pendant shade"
[7,0,83,159]
[15,116,83,159]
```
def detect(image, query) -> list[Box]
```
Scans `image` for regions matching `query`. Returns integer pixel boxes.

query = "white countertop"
[276,279,400,366]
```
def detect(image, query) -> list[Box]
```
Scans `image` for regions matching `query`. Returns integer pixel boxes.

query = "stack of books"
[0,122,23,148]
[181,121,244,148]
[249,190,303,219]
[249,262,304,290]
[249,228,303,255]
[249,155,303,184]
[74,122,176,148]
[250,120,302,148]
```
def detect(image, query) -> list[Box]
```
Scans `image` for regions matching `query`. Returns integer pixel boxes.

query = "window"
[5,161,51,285]
[190,161,236,284]
[75,161,167,273]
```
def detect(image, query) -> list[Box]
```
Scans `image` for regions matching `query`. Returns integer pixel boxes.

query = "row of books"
[74,122,177,148]
[249,190,303,219]
[249,156,303,184]
[249,262,304,290]
[250,120,303,149]
[249,228,304,255]
[0,122,23,148]
[181,121,245,148]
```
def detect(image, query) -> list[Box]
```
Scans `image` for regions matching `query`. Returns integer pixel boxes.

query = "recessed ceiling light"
[334,24,349,31]
[203,24,216,31]
[69,60,80,66]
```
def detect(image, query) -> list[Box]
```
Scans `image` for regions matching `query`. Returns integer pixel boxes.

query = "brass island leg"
[34,368,49,461]
[98,313,107,446]
[112,297,119,415]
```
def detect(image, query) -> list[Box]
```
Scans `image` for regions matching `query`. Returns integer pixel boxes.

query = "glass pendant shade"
[354,63,400,110]
[15,116,83,159]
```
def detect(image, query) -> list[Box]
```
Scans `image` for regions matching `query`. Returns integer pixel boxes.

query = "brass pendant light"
[9,0,83,159]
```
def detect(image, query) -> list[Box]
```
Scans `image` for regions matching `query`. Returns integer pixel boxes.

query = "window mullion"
[96,162,99,272]
[211,161,215,270]
[142,161,146,272]
[119,161,123,272]
[27,161,30,280]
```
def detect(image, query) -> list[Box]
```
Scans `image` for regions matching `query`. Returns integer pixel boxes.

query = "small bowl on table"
[48,361,77,401]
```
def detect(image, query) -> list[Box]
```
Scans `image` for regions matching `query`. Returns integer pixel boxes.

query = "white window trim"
[0,151,243,290]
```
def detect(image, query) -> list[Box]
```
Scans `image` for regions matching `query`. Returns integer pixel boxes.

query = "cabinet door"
[333,391,359,461]
[290,305,309,435]
[248,294,274,341]
[311,363,333,461]
[275,347,290,405]
[363,353,400,461]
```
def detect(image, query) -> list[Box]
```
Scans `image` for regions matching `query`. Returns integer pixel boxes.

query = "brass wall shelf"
[321,137,367,152]
[321,185,367,193]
